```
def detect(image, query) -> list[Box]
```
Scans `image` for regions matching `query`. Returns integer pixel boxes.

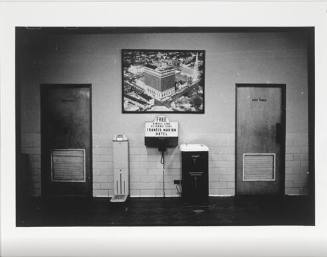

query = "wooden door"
[236,84,285,195]
[41,84,92,197]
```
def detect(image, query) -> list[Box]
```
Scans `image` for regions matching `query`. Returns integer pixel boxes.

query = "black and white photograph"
[14,27,314,227]
[1,2,327,257]
[122,49,205,113]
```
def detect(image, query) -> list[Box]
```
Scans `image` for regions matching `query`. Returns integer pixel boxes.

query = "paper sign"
[145,116,178,137]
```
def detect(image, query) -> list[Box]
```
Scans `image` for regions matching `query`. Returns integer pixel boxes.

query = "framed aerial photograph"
[122,49,205,113]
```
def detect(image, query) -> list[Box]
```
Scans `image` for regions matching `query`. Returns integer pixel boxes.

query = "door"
[41,84,92,197]
[236,84,285,195]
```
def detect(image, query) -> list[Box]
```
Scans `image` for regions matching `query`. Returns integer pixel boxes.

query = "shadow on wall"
[16,153,33,216]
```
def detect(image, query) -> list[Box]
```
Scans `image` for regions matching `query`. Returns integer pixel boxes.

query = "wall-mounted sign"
[145,116,178,137]
[252,98,267,102]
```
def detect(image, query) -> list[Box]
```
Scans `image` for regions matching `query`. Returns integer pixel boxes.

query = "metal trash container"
[180,144,209,203]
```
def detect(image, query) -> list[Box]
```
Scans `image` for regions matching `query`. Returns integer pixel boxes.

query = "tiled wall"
[17,31,311,197]
[21,133,41,196]
[20,131,309,197]
[285,133,309,195]
[92,132,309,197]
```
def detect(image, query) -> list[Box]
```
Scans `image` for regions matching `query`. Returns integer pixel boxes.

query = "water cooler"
[180,144,209,203]
[110,134,129,202]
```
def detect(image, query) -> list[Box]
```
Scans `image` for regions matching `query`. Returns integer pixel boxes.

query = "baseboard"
[98,194,235,198]
[129,195,181,198]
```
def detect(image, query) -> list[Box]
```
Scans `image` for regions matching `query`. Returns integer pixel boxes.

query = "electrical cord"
[161,151,182,196]
[160,150,165,164]
[160,150,165,198]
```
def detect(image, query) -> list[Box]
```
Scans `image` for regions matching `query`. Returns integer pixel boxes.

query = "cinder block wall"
[17,31,310,197]
[285,133,309,195]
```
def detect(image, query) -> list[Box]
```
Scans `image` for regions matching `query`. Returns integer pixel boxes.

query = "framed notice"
[122,49,205,113]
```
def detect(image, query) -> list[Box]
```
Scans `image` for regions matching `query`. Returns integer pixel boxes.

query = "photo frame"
[122,49,205,113]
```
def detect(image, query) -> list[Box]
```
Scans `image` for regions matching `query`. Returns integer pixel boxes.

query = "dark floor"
[16,196,314,226]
